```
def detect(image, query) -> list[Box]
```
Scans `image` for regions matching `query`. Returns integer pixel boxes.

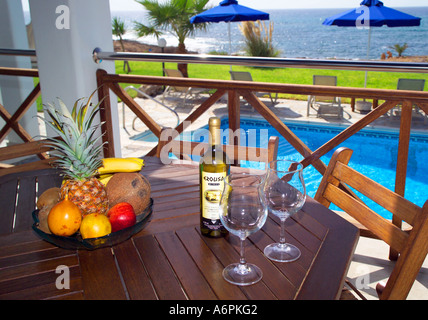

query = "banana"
[125,157,145,166]
[98,173,114,186]
[98,157,144,175]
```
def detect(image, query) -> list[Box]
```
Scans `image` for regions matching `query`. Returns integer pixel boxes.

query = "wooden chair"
[156,127,279,165]
[0,139,55,177]
[315,147,428,300]
[307,75,343,119]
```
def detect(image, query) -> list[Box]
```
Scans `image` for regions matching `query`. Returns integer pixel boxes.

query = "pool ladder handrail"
[121,85,180,135]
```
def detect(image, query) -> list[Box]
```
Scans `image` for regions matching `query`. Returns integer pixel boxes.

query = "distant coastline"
[113,39,428,62]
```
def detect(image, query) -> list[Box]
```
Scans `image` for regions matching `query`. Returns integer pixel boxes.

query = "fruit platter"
[32,93,153,250]
[32,198,153,250]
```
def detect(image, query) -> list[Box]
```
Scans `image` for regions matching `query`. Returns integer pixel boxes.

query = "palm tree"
[134,0,210,77]
[389,43,409,57]
[112,17,131,73]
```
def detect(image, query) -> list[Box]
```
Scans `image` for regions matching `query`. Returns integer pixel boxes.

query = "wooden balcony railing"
[96,68,428,177]
[1,64,427,190]
[0,67,55,176]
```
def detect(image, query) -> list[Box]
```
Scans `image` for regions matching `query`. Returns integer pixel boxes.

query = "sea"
[108,7,428,60]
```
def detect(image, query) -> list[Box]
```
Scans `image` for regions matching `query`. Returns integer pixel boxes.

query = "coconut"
[106,172,151,215]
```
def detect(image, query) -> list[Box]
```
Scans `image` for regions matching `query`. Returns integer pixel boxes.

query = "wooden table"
[0,157,359,300]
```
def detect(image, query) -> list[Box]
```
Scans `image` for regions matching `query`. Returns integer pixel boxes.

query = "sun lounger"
[229,71,278,104]
[307,75,343,119]
[162,69,208,105]
[389,78,426,123]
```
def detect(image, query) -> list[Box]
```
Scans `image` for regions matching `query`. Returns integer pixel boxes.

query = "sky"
[20,0,426,12]
[108,0,427,11]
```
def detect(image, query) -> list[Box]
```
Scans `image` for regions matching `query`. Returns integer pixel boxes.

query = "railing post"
[96,69,115,158]
[390,100,412,260]
[228,90,240,166]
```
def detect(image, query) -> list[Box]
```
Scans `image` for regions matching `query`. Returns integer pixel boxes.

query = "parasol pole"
[364,26,371,88]
[228,21,232,71]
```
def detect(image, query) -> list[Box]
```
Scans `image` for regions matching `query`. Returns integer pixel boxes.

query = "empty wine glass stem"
[239,237,246,265]
[280,217,287,244]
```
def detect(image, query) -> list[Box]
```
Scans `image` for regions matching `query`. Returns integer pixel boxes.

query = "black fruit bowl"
[32,198,153,250]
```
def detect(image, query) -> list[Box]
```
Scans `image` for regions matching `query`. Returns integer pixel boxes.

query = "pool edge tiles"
[235,117,428,144]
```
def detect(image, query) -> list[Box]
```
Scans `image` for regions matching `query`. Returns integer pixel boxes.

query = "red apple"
[107,202,136,232]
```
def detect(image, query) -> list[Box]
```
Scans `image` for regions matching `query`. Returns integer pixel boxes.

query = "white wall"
[29,0,121,156]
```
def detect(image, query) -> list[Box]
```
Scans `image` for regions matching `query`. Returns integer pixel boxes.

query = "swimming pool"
[191,117,428,219]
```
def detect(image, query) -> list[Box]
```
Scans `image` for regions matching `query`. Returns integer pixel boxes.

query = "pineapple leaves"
[41,89,106,178]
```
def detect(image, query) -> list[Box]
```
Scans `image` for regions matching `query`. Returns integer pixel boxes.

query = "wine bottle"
[200,117,230,238]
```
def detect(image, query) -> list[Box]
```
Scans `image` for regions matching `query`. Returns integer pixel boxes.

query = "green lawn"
[115,59,428,102]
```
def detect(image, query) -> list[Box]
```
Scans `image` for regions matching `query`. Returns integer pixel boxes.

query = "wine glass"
[262,160,306,262]
[219,173,268,286]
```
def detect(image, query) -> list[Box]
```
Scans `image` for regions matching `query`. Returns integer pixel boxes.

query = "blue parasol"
[323,0,421,86]
[190,0,269,56]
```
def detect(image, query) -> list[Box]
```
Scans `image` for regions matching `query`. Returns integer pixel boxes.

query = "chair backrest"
[0,139,57,177]
[314,147,428,300]
[164,68,188,92]
[230,71,253,82]
[156,127,279,165]
[397,78,425,91]
[313,75,338,101]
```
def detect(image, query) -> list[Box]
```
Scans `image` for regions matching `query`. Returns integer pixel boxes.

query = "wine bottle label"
[201,171,226,223]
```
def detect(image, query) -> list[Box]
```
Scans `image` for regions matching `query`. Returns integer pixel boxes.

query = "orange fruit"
[48,198,82,236]
[80,213,112,239]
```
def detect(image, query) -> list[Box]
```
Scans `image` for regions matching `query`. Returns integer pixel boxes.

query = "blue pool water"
[190,118,428,220]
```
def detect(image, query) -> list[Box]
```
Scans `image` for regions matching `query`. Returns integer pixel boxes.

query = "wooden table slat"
[139,212,199,236]
[0,178,18,235]
[224,228,298,299]
[0,273,83,300]
[248,227,307,288]
[201,233,277,300]
[0,246,75,269]
[151,186,200,202]
[14,175,37,233]
[78,247,127,300]
[155,230,218,300]
[0,238,59,259]
[0,254,78,282]
[133,235,187,300]
[112,240,158,300]
[295,197,359,300]
[154,197,199,212]
[175,226,248,300]
[261,218,315,269]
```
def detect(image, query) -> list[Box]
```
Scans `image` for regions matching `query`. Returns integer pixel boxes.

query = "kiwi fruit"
[37,187,60,209]
[106,172,151,215]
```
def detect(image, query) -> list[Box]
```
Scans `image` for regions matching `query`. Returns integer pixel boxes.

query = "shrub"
[239,20,280,57]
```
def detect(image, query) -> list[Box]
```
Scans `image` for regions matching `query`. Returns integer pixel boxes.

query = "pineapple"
[42,90,108,216]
